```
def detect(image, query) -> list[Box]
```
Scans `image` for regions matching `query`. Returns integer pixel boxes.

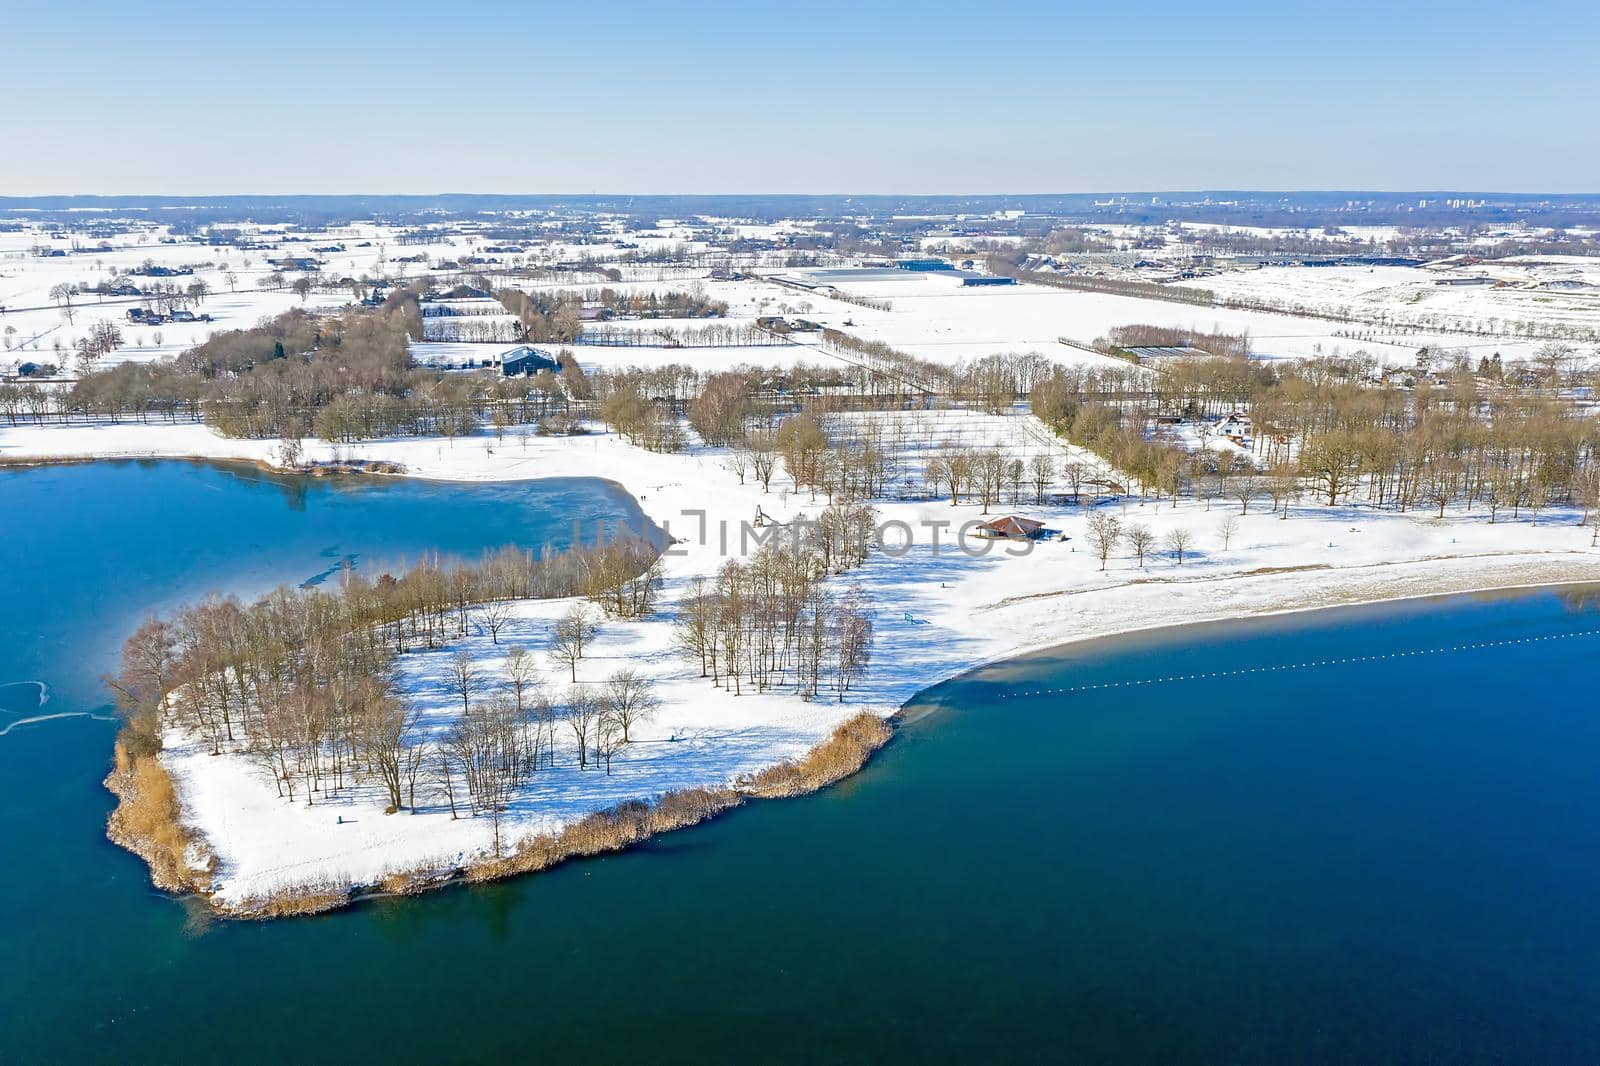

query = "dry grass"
[466,786,742,883]
[739,712,895,798]
[306,459,407,477]
[0,454,99,470]
[177,867,367,919]
[228,883,353,919]
[104,739,213,895]
[131,711,896,918]
[380,868,443,896]
[466,714,893,887]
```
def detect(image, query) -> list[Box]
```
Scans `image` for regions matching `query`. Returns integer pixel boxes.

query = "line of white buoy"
[997,629,1600,700]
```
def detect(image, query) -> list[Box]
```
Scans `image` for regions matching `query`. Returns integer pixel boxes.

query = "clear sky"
[2,0,1595,195]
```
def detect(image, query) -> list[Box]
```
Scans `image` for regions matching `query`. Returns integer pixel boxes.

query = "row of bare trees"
[438,647,661,853]
[109,539,666,855]
[925,445,1061,512]
[109,537,658,756]
[1031,354,1600,524]
[673,527,875,703]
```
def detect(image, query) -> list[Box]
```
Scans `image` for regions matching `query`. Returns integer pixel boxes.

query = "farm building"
[495,345,560,377]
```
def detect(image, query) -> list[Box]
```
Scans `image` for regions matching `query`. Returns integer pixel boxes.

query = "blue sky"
[2,0,1595,194]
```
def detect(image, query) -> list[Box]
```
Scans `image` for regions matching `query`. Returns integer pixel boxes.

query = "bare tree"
[550,603,597,681]
[1583,466,1600,547]
[747,432,779,492]
[362,695,418,813]
[726,448,749,485]
[1218,514,1241,551]
[832,586,873,701]
[1232,464,1261,514]
[1126,523,1155,567]
[1165,526,1193,565]
[1268,461,1299,519]
[444,697,521,853]
[1086,513,1122,571]
[50,283,76,323]
[974,449,1008,513]
[595,709,627,775]
[402,740,429,813]
[447,650,479,715]
[503,646,539,714]
[475,599,512,644]
[601,668,660,744]
[1063,461,1087,505]
[1028,452,1056,505]
[562,684,601,769]
[1299,431,1363,506]
[672,575,715,676]
[437,747,460,819]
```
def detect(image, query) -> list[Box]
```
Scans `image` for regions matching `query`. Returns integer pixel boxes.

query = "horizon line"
[4,189,1600,201]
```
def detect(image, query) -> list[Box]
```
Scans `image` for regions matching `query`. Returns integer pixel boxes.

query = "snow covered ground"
[793,271,1585,367]
[10,217,1596,385]
[0,222,404,370]
[1182,261,1600,356]
[5,413,1599,907]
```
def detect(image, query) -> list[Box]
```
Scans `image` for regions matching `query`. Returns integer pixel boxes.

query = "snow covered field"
[1181,261,1600,355]
[0,221,451,370]
[9,216,1597,388]
[790,270,1590,367]
[5,413,1598,908]
[0,219,732,373]
[0,240,354,369]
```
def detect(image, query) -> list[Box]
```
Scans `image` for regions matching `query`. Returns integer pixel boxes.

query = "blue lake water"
[3,460,1600,1062]
[0,460,653,711]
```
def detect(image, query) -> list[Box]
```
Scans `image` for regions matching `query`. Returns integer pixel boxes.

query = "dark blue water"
[3,461,1600,1062]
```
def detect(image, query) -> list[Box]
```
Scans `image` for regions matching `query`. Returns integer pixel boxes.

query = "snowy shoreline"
[5,417,1599,913]
[901,568,1600,707]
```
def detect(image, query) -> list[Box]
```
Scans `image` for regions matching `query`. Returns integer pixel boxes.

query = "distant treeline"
[493,286,728,345]
[1098,324,1253,361]
[574,322,785,348]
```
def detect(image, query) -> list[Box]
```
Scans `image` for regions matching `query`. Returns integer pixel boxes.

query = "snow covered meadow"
[9,214,1600,394]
